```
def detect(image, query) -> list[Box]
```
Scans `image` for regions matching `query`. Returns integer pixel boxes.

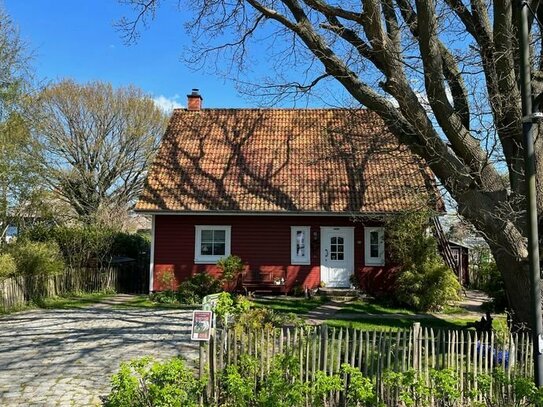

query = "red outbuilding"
[135,90,443,295]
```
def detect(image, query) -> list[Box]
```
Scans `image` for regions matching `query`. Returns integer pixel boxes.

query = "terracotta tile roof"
[136,109,443,214]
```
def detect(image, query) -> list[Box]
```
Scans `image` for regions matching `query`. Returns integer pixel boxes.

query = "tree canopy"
[0,7,43,243]
[119,0,543,325]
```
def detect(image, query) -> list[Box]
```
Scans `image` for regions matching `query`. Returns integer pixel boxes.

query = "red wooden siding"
[152,215,398,294]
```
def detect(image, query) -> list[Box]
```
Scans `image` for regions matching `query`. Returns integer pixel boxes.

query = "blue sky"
[4,0,250,109]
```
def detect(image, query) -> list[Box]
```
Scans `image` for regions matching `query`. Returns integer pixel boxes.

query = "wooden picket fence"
[201,323,534,406]
[0,267,123,312]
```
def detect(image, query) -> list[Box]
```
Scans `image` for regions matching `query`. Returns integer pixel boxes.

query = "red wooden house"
[135,90,443,294]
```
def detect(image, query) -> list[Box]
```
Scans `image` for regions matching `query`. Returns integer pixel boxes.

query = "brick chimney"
[187,88,203,111]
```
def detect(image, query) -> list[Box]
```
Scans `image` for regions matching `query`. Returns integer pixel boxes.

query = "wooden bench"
[241,269,286,294]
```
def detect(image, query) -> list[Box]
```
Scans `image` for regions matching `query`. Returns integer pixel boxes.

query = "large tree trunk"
[494,249,532,326]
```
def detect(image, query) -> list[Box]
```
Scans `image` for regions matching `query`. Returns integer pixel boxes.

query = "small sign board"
[191,310,213,341]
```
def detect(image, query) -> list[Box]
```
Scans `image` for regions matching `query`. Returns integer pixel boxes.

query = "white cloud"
[153,95,183,113]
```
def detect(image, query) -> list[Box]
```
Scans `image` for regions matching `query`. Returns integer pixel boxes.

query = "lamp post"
[518,0,543,387]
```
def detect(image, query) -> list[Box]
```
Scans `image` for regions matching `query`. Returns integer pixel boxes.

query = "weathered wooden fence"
[0,265,147,312]
[201,323,533,406]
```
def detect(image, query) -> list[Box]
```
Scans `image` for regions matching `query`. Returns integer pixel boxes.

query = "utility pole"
[518,0,543,387]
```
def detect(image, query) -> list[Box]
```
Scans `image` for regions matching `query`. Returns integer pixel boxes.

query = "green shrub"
[177,272,222,304]
[341,364,377,406]
[395,259,461,312]
[387,211,461,311]
[111,232,150,259]
[255,355,309,407]
[215,293,253,326]
[9,240,64,276]
[476,370,543,406]
[215,291,235,324]
[222,355,258,407]
[21,224,150,268]
[216,255,244,283]
[104,356,205,407]
[478,261,507,312]
[0,253,16,280]
[150,290,177,304]
[21,224,115,268]
[234,306,303,330]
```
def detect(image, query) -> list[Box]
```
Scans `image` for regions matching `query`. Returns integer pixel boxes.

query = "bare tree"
[33,80,168,224]
[120,0,543,326]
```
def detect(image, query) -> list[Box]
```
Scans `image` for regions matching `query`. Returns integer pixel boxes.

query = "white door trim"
[320,227,355,288]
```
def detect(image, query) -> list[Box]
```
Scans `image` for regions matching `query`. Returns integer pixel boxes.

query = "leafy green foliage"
[8,240,64,276]
[20,224,150,268]
[382,369,429,407]
[177,272,222,304]
[476,370,543,407]
[234,306,303,330]
[217,255,244,283]
[0,252,16,279]
[341,363,377,406]
[106,352,538,407]
[430,369,461,407]
[222,360,256,407]
[111,231,150,260]
[477,261,508,313]
[215,291,235,323]
[0,7,44,245]
[105,357,205,407]
[215,292,254,326]
[256,355,309,407]
[395,258,461,312]
[312,370,343,405]
[387,211,461,311]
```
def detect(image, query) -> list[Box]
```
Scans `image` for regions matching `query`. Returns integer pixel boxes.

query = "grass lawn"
[326,313,507,332]
[325,316,474,331]
[251,295,327,314]
[336,299,464,316]
[116,295,198,310]
[335,299,415,315]
[35,291,114,309]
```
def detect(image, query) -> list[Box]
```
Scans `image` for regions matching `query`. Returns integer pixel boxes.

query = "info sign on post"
[191,310,213,341]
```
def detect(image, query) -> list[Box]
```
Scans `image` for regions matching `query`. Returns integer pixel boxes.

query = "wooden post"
[413,323,421,371]
[199,341,205,379]
[320,325,328,372]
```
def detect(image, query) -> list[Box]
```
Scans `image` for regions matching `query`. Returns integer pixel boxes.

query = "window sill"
[194,256,224,264]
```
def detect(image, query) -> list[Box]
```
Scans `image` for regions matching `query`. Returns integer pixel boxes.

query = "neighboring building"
[135,90,444,294]
[448,240,470,286]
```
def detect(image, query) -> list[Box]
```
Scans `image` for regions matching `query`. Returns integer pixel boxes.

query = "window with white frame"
[291,226,311,265]
[364,227,385,266]
[194,225,231,263]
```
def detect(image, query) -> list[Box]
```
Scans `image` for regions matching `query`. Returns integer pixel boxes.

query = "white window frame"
[194,225,231,264]
[291,226,311,265]
[364,227,385,266]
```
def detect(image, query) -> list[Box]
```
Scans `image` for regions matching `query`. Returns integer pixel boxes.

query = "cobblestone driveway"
[0,303,197,406]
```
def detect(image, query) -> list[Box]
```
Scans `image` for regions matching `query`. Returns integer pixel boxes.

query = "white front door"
[320,227,354,288]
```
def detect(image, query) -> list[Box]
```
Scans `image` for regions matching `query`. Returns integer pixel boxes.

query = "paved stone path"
[0,304,198,406]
